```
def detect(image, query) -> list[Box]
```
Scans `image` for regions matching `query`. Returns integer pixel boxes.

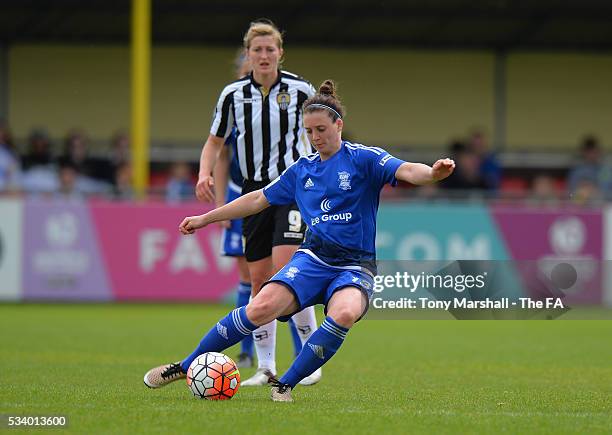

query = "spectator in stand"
[112,162,134,201]
[22,128,54,170]
[109,131,130,168]
[21,129,58,195]
[0,121,21,193]
[469,130,501,191]
[62,130,94,175]
[568,135,611,200]
[96,131,131,186]
[166,161,194,202]
[528,174,559,206]
[55,158,83,200]
[61,129,111,195]
[441,140,487,192]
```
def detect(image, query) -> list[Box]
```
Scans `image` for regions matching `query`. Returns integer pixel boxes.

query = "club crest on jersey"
[338,171,352,190]
[284,266,300,279]
[276,91,291,111]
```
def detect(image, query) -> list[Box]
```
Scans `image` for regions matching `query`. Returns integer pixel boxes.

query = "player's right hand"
[179,215,208,235]
[195,175,215,202]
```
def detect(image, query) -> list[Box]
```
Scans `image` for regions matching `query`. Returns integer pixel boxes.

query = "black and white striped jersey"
[210,70,316,183]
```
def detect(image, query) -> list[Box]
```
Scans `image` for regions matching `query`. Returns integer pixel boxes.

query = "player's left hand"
[431,158,455,181]
[179,215,208,235]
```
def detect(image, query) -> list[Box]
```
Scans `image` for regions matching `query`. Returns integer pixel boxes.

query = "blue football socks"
[236,281,253,357]
[280,316,348,388]
[181,306,258,372]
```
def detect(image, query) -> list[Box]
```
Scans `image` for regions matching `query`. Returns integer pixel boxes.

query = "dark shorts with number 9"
[242,181,306,262]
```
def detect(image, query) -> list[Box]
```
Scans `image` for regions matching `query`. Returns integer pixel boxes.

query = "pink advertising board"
[90,201,238,301]
[492,206,603,304]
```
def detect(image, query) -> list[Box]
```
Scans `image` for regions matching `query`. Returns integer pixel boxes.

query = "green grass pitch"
[1,304,611,434]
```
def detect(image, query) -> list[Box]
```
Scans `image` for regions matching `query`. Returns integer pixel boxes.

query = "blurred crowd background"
[1,122,610,205]
[0,0,611,205]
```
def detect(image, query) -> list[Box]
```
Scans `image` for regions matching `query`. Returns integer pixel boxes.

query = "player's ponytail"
[303,79,345,121]
[319,80,337,98]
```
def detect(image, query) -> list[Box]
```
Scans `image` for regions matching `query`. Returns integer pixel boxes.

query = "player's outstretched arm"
[394,158,455,185]
[179,189,270,235]
[196,134,226,202]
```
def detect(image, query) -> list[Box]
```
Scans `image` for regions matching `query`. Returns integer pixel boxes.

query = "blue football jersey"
[263,141,404,270]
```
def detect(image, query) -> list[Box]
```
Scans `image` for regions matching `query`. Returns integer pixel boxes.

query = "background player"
[215,53,305,367]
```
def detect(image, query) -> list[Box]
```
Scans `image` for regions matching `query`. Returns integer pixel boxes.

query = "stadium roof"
[1,0,612,50]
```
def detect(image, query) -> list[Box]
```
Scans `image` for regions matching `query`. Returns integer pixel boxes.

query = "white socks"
[252,305,319,373]
[253,320,277,373]
[290,305,318,346]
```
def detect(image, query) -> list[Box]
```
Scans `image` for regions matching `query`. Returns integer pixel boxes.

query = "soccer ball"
[186,352,240,400]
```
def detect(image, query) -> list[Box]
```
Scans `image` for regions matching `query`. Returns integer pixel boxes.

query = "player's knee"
[245,297,274,325]
[329,307,360,329]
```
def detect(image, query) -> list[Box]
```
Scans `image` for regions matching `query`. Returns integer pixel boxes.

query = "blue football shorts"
[219,182,244,257]
[265,250,375,322]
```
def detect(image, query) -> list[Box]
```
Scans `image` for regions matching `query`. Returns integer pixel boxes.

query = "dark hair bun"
[303,79,345,120]
[319,80,336,98]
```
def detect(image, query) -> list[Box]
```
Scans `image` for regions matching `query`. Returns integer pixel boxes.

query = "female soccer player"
[144,80,455,402]
[197,21,320,385]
